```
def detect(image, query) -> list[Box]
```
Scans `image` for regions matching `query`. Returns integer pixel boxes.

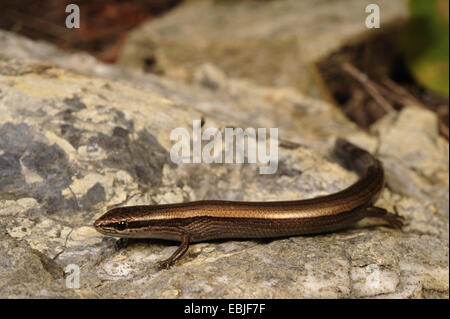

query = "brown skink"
[93,138,403,269]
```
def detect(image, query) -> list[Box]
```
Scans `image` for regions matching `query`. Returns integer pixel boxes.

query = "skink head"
[94,208,129,235]
[93,205,183,240]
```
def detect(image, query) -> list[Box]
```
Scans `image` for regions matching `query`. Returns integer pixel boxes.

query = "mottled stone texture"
[0,10,447,299]
[117,0,407,97]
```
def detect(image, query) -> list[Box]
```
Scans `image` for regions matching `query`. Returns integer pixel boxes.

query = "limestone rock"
[0,31,447,298]
[117,0,408,96]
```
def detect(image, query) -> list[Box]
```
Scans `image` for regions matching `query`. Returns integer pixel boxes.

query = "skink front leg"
[156,234,190,270]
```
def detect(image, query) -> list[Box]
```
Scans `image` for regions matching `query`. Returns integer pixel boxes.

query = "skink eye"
[115,221,127,231]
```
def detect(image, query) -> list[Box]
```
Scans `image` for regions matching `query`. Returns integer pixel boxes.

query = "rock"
[374,107,449,212]
[0,31,448,298]
[117,0,408,96]
[0,30,358,151]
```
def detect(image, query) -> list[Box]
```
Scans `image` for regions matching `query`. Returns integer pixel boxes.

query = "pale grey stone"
[0,24,447,298]
[117,0,407,97]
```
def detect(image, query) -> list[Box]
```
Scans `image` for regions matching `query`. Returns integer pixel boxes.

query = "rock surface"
[117,0,408,97]
[0,27,448,298]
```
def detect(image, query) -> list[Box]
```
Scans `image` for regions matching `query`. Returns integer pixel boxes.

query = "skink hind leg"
[156,234,190,270]
[361,206,405,229]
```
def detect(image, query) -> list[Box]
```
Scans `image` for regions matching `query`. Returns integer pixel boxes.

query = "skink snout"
[93,217,105,230]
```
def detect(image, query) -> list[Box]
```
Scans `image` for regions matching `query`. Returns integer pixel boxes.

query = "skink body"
[94,139,403,269]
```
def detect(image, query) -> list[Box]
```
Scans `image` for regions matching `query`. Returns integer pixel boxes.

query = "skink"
[94,138,403,269]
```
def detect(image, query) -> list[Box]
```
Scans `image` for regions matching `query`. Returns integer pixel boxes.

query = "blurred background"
[0,0,448,138]
[0,0,181,62]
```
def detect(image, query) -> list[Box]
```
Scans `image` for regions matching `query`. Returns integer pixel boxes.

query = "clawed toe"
[385,213,405,229]
[156,259,173,270]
